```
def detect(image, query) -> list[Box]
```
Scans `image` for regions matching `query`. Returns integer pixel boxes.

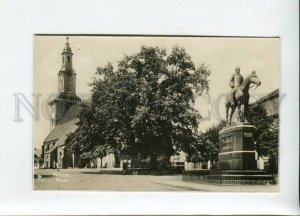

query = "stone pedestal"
[181,123,275,185]
[217,123,257,170]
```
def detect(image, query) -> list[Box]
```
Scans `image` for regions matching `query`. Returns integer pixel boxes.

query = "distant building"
[170,152,186,169]
[255,89,279,116]
[34,148,43,169]
[42,38,82,169]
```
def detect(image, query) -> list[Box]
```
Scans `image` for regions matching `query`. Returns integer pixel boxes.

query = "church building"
[42,37,82,169]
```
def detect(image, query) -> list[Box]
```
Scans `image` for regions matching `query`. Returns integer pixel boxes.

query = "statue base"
[181,123,276,186]
[217,122,257,170]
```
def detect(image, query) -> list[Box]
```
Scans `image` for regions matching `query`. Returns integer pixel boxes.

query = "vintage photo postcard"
[33,35,280,192]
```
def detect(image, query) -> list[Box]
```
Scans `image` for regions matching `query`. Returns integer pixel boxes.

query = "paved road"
[34,169,185,191]
[34,169,278,192]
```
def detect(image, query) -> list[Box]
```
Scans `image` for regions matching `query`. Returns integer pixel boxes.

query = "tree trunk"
[149,154,158,170]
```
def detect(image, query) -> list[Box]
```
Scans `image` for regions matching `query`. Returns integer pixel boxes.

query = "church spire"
[63,37,72,53]
[61,37,73,70]
[57,36,77,95]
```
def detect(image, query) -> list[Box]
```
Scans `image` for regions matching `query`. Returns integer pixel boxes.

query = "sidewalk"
[152,179,278,192]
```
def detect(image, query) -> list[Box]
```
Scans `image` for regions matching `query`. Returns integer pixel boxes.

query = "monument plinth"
[182,71,275,185]
[218,123,257,170]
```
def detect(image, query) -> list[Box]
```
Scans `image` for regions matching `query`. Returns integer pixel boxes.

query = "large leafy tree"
[66,46,210,169]
[186,120,226,165]
[246,102,278,173]
[200,120,227,162]
[65,100,109,166]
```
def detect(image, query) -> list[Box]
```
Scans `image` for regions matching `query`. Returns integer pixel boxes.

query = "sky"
[34,36,280,149]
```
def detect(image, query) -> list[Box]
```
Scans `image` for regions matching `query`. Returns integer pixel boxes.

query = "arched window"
[67,56,70,63]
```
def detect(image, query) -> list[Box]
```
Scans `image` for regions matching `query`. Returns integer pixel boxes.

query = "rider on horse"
[225,68,261,125]
[228,66,244,105]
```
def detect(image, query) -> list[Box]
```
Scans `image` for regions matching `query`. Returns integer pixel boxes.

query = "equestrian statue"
[225,67,261,125]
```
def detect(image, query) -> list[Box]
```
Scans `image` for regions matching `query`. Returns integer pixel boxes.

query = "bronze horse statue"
[225,73,261,124]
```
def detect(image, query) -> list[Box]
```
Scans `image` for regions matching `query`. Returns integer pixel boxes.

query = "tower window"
[62,56,64,63]
[67,56,70,63]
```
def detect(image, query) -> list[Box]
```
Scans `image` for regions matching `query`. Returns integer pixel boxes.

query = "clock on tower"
[49,37,81,129]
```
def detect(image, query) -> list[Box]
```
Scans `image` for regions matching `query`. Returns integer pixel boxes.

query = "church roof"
[257,88,279,103]
[44,104,81,153]
[252,88,279,116]
[49,93,81,106]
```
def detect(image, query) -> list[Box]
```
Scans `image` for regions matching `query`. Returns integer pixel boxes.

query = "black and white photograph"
[0,0,298,214]
[34,36,280,192]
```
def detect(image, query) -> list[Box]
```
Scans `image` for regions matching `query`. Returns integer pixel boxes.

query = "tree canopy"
[246,102,278,173]
[185,120,227,164]
[65,46,211,168]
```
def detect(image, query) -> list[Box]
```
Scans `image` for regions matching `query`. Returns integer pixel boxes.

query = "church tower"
[49,37,81,129]
[58,37,76,94]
